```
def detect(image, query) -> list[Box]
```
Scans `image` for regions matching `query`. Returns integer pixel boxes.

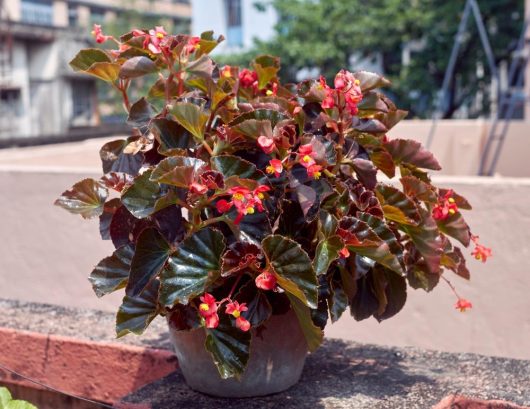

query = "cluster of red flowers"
[298,144,322,180]
[198,271,277,331]
[238,68,277,96]
[320,70,363,115]
[216,185,271,224]
[432,190,458,220]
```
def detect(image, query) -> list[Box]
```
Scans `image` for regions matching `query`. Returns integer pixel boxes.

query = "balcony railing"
[20,1,53,26]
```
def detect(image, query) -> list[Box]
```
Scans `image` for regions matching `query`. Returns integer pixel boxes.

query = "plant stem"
[441,275,461,299]
[202,140,214,156]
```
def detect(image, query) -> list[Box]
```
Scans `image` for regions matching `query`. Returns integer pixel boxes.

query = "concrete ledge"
[118,340,530,409]
[1,299,530,408]
[0,299,176,404]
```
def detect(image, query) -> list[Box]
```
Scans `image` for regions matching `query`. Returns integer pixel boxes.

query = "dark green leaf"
[350,271,379,321]
[384,138,441,170]
[354,71,391,92]
[211,155,267,182]
[441,246,470,280]
[150,156,206,187]
[235,210,273,244]
[185,54,215,78]
[357,212,404,263]
[160,228,226,306]
[319,210,338,237]
[235,281,272,327]
[85,62,120,82]
[400,176,437,203]
[286,294,323,352]
[401,208,442,274]
[231,119,272,138]
[407,266,440,291]
[119,56,158,79]
[262,235,318,308]
[313,236,343,276]
[374,266,407,321]
[229,109,288,128]
[167,303,202,331]
[329,281,348,323]
[116,279,160,337]
[170,102,209,141]
[121,169,162,218]
[100,139,144,175]
[205,314,251,379]
[99,198,121,240]
[126,228,171,297]
[55,178,108,219]
[436,212,471,247]
[127,97,152,129]
[152,118,193,155]
[69,49,111,71]
[370,150,395,178]
[375,184,421,226]
[89,244,133,297]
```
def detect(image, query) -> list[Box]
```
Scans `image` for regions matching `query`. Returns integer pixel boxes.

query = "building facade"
[0,0,191,141]
[191,0,276,54]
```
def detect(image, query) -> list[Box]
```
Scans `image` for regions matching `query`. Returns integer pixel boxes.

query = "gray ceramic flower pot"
[167,309,308,397]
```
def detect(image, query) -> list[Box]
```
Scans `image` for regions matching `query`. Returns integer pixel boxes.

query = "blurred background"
[0,0,529,361]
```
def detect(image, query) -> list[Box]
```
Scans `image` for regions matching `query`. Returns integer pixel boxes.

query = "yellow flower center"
[223,70,231,78]
[232,310,241,318]
[257,192,265,199]
[449,208,456,215]
[246,207,255,214]
[156,32,164,39]
[199,303,209,312]
[233,193,244,201]
[313,171,321,180]
[266,90,273,96]
[195,44,201,49]
[302,155,311,163]
[266,165,275,174]
[354,79,360,85]
[448,198,455,203]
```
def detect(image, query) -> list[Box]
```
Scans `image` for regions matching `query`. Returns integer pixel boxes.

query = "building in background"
[191,0,276,53]
[0,0,191,142]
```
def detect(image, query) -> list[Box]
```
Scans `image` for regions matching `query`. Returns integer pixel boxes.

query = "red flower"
[319,76,335,109]
[239,69,258,88]
[266,159,283,177]
[221,65,232,78]
[298,144,317,169]
[255,271,277,291]
[189,182,208,195]
[455,298,472,312]
[199,293,219,328]
[91,24,111,44]
[432,190,458,221]
[184,36,201,55]
[334,70,362,115]
[216,199,233,213]
[339,247,350,259]
[141,26,168,54]
[257,135,275,154]
[225,301,250,332]
[471,235,492,263]
[307,164,322,180]
[219,185,270,224]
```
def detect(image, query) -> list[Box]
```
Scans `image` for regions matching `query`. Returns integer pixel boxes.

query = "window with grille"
[224,0,243,47]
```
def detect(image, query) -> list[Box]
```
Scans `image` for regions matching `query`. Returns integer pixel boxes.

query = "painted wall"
[191,0,277,53]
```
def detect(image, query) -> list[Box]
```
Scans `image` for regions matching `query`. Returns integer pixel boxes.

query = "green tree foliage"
[227,0,523,118]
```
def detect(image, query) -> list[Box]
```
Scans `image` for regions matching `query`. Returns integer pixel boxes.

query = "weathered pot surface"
[167,309,308,398]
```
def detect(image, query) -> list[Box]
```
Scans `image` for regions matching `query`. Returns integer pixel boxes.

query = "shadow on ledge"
[118,339,435,409]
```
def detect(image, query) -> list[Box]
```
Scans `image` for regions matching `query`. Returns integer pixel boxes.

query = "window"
[20,0,53,26]
[224,0,242,47]
[89,7,106,26]
[0,89,22,117]
[71,81,93,126]
[68,4,79,27]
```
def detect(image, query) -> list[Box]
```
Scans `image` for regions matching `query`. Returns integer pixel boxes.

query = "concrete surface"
[118,338,530,409]
[1,298,529,409]
[1,136,530,361]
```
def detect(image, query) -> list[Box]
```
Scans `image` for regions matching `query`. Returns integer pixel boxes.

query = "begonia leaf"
[126,228,171,297]
[116,279,160,337]
[119,56,158,79]
[150,156,206,187]
[384,138,441,170]
[375,184,421,226]
[69,48,111,71]
[100,139,144,176]
[160,228,225,306]
[121,169,162,218]
[170,102,209,141]
[89,244,134,297]
[151,118,194,156]
[262,235,318,309]
[286,293,323,352]
[205,314,251,380]
[55,178,107,219]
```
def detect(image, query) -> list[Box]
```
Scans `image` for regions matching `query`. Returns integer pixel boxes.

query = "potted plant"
[56,26,491,397]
